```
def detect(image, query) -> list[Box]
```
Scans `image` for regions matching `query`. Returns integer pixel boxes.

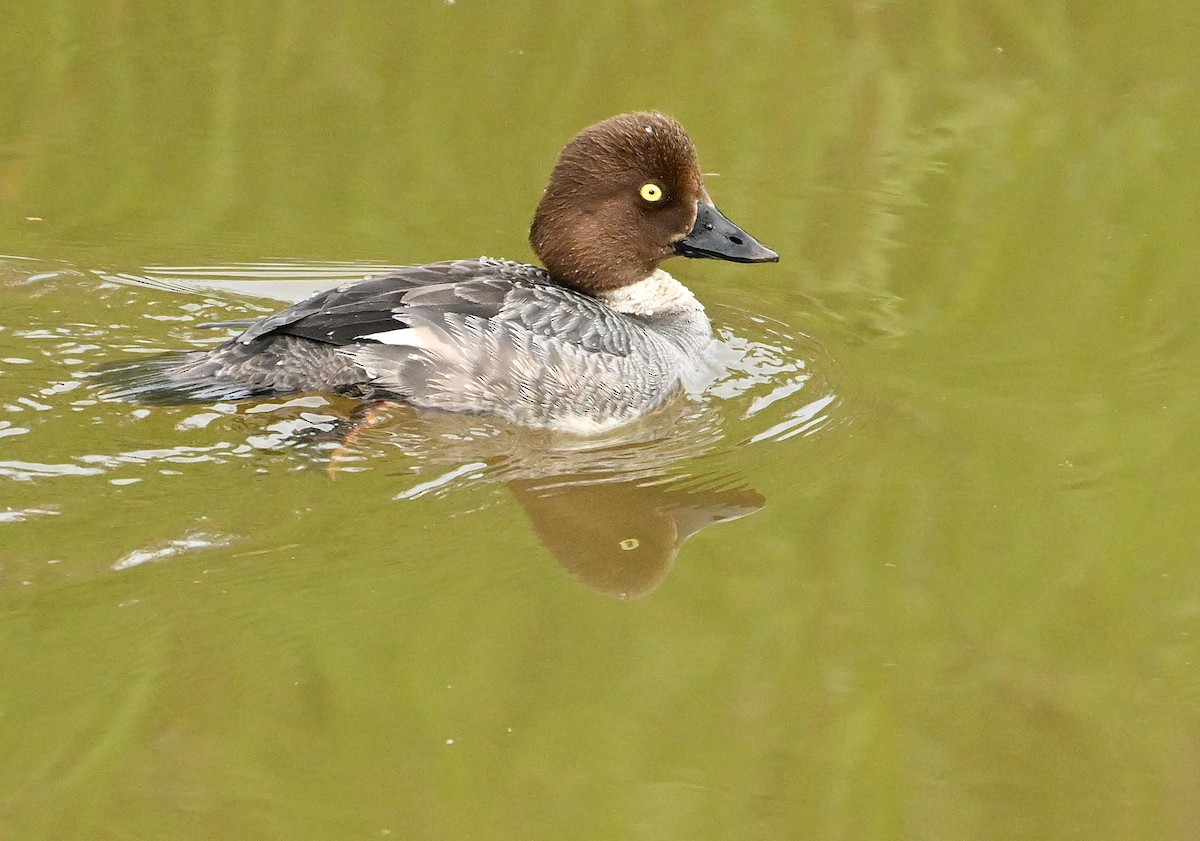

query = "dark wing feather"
[235,260,503,346]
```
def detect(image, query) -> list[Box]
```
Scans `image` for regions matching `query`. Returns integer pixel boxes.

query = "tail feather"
[92,353,261,404]
[94,335,376,405]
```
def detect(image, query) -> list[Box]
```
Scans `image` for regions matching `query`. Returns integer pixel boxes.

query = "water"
[3,2,1200,838]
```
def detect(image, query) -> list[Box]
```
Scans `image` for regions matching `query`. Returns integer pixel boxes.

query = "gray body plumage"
[102,258,716,432]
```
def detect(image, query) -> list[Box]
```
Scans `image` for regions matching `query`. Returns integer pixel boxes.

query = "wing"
[235,259,508,346]
[234,258,648,358]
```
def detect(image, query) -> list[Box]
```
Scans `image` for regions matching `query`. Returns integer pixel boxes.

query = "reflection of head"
[510,477,763,599]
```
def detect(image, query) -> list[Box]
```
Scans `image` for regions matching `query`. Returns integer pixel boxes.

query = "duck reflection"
[328,399,764,598]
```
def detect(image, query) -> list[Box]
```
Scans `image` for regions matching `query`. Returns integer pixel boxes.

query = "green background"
[3,2,1200,838]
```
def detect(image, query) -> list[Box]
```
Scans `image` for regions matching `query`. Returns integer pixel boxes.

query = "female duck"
[103,112,777,433]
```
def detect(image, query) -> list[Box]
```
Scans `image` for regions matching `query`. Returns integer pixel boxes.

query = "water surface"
[3,2,1200,839]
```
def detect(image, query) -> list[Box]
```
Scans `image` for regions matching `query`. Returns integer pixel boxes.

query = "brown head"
[529,112,777,295]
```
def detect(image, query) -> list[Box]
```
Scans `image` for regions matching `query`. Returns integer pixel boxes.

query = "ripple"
[0,460,107,481]
[111,530,240,571]
[0,506,60,524]
[96,261,401,304]
[706,303,843,446]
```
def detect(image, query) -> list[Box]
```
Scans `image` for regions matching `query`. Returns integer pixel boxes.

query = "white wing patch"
[359,325,457,359]
[361,327,422,346]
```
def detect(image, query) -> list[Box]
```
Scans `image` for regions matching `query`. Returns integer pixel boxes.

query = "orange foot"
[327,401,401,478]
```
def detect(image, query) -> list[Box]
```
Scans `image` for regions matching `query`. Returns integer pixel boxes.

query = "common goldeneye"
[102,112,778,433]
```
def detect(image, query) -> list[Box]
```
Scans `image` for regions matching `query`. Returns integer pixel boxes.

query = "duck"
[101,112,778,433]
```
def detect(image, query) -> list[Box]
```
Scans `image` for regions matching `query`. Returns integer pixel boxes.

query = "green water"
[3,2,1200,839]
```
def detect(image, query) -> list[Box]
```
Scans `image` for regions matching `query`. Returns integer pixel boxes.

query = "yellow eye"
[639,183,664,202]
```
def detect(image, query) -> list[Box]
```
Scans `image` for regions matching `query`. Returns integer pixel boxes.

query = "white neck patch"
[598,269,703,316]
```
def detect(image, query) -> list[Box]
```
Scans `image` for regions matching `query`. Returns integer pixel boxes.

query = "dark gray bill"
[674,202,779,263]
